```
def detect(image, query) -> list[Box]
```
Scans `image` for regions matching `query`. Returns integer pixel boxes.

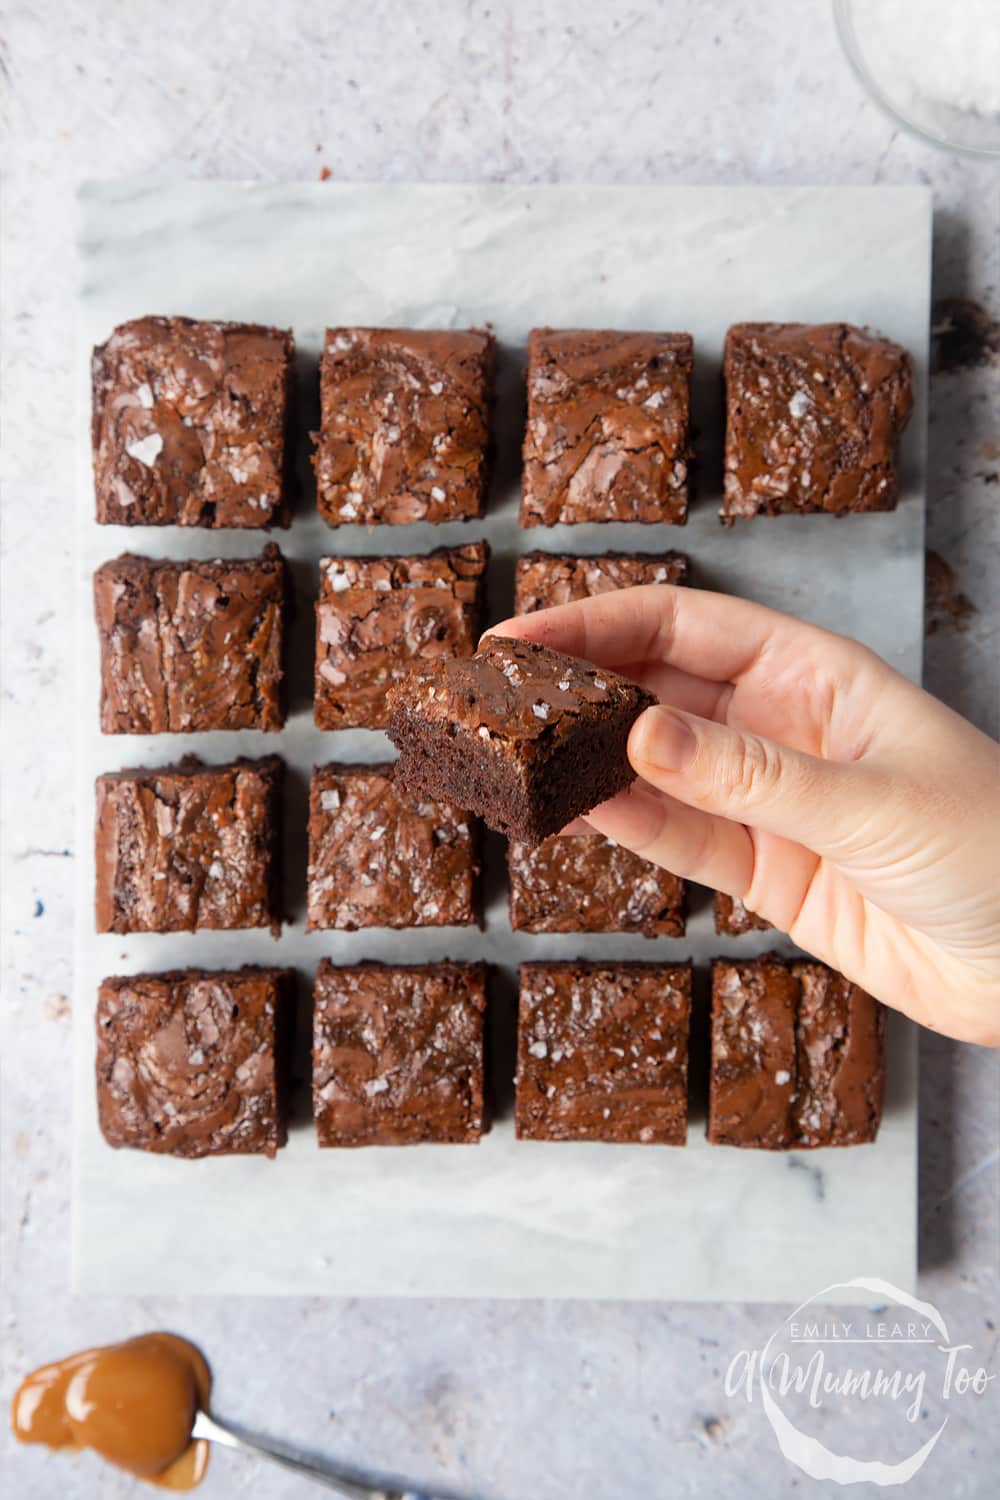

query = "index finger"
[485,584,806,684]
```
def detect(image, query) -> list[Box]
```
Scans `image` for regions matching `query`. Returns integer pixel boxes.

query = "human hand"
[488,586,1000,1047]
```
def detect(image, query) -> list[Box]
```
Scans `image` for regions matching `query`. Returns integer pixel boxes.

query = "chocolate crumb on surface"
[386,634,655,845]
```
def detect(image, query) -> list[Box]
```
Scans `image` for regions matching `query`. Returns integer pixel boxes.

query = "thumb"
[628,705,884,860]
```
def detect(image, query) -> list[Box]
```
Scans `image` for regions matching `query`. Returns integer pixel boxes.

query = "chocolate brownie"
[312,961,488,1146]
[515,961,691,1143]
[94,546,287,734]
[723,322,914,519]
[307,764,480,930]
[313,327,496,526]
[97,967,294,1158]
[387,635,655,845]
[708,955,886,1149]
[514,549,689,614]
[95,756,283,935]
[520,329,693,527]
[315,542,488,729]
[92,317,295,527]
[508,835,685,938]
[714,892,772,936]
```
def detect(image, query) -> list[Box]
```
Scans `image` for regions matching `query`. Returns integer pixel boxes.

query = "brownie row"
[97,957,885,1157]
[93,316,914,530]
[95,544,687,735]
[94,755,763,938]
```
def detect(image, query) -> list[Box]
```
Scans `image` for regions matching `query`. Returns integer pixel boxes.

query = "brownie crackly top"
[312,961,487,1146]
[313,327,496,526]
[516,961,691,1144]
[393,634,649,744]
[95,755,283,935]
[709,955,885,1149]
[508,834,685,938]
[521,329,693,526]
[723,321,914,518]
[97,967,293,1158]
[307,764,480,930]
[315,542,488,729]
[94,545,287,734]
[92,316,294,527]
[514,550,689,613]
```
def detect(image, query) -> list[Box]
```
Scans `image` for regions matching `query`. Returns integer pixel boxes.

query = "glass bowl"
[834,0,1000,159]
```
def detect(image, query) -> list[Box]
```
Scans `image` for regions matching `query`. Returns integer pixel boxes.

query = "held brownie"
[708,955,886,1149]
[96,967,295,1158]
[313,327,496,526]
[312,961,488,1146]
[713,892,772,936]
[520,329,694,527]
[515,961,691,1144]
[514,549,689,614]
[94,545,287,734]
[386,635,655,845]
[315,542,488,730]
[95,756,283,935]
[508,835,685,938]
[723,322,914,518]
[307,764,480,930]
[92,316,295,527]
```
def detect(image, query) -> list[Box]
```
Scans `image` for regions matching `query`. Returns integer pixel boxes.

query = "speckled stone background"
[1,3,997,1497]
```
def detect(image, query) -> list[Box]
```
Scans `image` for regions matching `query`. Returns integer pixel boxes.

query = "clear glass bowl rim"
[833,0,1000,160]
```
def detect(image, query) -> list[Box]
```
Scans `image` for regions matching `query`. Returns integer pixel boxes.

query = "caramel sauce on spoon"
[12,1332,211,1489]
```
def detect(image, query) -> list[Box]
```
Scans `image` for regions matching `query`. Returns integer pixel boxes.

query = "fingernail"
[632,707,697,771]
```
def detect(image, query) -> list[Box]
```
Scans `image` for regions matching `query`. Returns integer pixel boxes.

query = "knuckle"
[715,733,780,805]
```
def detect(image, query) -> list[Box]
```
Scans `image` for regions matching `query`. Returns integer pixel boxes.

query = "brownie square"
[723,322,914,519]
[96,967,294,1158]
[313,327,496,526]
[312,961,488,1146]
[514,549,689,614]
[92,317,294,527]
[94,545,287,734]
[95,756,283,935]
[307,764,480,930]
[713,892,772,936]
[387,635,655,844]
[315,542,488,729]
[708,955,885,1149]
[520,329,693,527]
[508,835,685,938]
[515,961,691,1143]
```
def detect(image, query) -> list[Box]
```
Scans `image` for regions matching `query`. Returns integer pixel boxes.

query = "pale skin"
[487,586,1000,1048]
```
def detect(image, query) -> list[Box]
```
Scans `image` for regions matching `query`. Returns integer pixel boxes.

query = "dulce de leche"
[11,1332,211,1489]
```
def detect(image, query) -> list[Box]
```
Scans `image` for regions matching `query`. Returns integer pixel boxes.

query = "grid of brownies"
[92,316,906,1159]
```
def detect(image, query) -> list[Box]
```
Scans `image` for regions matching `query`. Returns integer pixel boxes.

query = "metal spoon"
[192,1409,444,1498]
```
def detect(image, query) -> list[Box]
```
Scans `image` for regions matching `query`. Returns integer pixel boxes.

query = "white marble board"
[74,183,930,1300]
